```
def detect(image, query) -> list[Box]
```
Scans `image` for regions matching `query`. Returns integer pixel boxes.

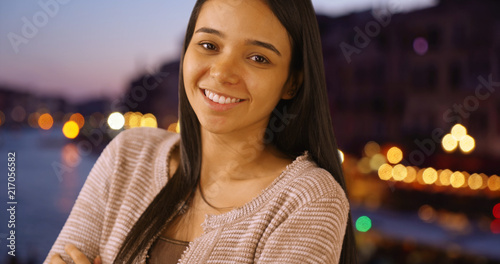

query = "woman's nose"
[210,55,240,85]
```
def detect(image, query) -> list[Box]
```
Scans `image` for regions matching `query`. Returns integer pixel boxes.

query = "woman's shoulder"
[96,127,180,196]
[280,154,349,207]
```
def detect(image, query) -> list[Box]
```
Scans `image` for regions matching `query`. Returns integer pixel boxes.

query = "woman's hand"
[50,244,101,264]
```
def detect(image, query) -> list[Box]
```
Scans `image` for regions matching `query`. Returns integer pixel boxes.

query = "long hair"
[114,0,357,263]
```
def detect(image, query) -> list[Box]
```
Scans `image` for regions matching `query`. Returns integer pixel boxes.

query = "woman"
[47,0,357,263]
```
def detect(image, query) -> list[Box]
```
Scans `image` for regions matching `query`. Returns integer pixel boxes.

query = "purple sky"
[0,0,436,103]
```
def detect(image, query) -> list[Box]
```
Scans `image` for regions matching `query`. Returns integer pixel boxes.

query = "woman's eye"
[200,42,216,50]
[250,55,270,64]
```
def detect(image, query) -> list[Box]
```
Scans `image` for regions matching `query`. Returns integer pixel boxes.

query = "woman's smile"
[200,88,246,112]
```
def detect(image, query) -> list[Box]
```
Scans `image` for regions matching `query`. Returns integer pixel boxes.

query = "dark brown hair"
[114,0,357,262]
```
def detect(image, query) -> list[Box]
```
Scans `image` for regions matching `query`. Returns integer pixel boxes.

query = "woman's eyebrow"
[246,39,281,57]
[194,27,281,57]
[195,27,224,37]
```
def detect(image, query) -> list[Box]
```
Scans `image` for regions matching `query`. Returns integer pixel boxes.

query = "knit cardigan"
[44,127,349,264]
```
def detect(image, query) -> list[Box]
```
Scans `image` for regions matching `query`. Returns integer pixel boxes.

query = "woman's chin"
[199,119,234,135]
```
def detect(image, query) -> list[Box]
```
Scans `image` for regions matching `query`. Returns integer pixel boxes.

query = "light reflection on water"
[0,126,99,263]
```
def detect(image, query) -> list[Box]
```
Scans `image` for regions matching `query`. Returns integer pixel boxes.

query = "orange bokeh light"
[38,113,54,130]
[70,113,85,128]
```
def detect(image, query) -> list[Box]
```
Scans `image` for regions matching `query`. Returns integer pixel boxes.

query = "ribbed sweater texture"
[44,127,349,263]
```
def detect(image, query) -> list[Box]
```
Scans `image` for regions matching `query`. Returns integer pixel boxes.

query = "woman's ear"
[281,71,304,100]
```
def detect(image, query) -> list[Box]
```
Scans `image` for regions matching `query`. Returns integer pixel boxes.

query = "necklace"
[198,182,236,211]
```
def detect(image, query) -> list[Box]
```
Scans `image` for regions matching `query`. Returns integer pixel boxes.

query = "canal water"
[0,126,99,263]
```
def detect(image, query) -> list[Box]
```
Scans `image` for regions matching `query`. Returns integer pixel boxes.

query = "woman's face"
[183,0,293,136]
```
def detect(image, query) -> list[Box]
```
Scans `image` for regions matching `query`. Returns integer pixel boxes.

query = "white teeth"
[203,89,241,104]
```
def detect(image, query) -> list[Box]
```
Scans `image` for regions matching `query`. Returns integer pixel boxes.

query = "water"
[0,126,99,263]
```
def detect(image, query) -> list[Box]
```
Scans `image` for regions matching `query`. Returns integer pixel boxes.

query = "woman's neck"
[200,127,268,182]
[197,127,292,209]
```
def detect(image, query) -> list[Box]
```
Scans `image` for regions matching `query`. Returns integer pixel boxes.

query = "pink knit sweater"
[44,127,349,263]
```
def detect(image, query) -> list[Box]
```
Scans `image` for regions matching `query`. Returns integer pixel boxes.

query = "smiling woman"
[44,0,356,263]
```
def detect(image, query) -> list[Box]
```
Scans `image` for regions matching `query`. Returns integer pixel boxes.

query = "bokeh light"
[364,141,380,157]
[127,112,142,128]
[11,105,26,122]
[28,112,41,128]
[356,216,372,232]
[459,135,475,153]
[70,113,85,129]
[140,113,158,128]
[450,171,465,188]
[369,154,386,171]
[387,146,403,164]
[392,164,407,181]
[123,112,133,129]
[62,121,80,139]
[338,150,344,164]
[442,134,458,152]
[108,112,125,130]
[403,166,417,183]
[493,203,500,219]
[378,163,392,180]
[62,143,81,167]
[413,37,428,55]
[480,173,489,189]
[168,121,179,133]
[416,168,426,185]
[439,169,453,186]
[418,205,436,223]
[451,124,467,141]
[357,157,371,174]
[468,173,482,190]
[423,168,438,185]
[488,175,500,191]
[461,172,470,188]
[435,170,443,186]
[38,113,54,130]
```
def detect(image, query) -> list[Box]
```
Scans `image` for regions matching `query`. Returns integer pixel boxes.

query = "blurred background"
[1,0,499,263]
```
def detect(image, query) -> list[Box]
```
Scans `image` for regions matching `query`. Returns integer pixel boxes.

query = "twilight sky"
[0,0,436,103]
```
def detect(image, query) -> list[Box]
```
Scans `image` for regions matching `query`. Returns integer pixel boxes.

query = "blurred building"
[119,61,180,129]
[317,0,500,172]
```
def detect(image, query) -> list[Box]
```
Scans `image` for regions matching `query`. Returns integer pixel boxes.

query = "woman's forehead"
[194,0,290,51]
[195,0,284,35]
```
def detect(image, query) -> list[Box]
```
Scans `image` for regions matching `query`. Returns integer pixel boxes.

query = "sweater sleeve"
[43,133,123,264]
[256,195,349,264]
